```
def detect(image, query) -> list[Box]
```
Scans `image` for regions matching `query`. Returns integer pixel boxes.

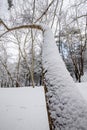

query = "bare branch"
[51,0,59,28]
[32,0,36,22]
[0,19,9,30]
[34,0,55,23]
[68,14,87,25]
[0,21,43,38]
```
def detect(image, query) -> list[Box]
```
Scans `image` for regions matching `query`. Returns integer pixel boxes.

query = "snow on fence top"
[42,26,87,130]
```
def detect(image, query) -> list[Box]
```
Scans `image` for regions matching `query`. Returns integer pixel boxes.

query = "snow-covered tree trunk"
[42,27,87,130]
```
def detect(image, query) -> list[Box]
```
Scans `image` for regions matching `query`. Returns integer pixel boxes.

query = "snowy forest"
[0,0,86,87]
[0,0,87,130]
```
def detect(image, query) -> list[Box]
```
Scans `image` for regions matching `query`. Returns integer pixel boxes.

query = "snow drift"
[42,26,87,130]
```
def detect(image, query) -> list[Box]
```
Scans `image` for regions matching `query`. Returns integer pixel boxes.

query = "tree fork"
[0,20,43,88]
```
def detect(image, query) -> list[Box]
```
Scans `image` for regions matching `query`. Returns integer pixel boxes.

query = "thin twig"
[34,0,55,23]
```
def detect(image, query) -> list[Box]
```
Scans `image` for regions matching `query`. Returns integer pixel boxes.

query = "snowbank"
[81,72,87,82]
[77,82,87,102]
[42,27,87,130]
[0,87,49,130]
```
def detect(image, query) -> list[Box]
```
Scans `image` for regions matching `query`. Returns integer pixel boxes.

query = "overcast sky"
[0,0,9,19]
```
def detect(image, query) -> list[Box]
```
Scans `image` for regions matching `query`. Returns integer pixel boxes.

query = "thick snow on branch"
[42,27,87,130]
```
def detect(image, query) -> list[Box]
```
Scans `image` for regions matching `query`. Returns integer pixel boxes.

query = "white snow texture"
[42,26,87,130]
[0,87,49,130]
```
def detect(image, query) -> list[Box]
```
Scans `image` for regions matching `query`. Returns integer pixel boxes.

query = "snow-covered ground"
[81,72,87,82]
[77,82,87,102]
[0,87,49,130]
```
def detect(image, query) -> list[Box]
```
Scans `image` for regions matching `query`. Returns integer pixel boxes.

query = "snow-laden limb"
[42,27,87,130]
